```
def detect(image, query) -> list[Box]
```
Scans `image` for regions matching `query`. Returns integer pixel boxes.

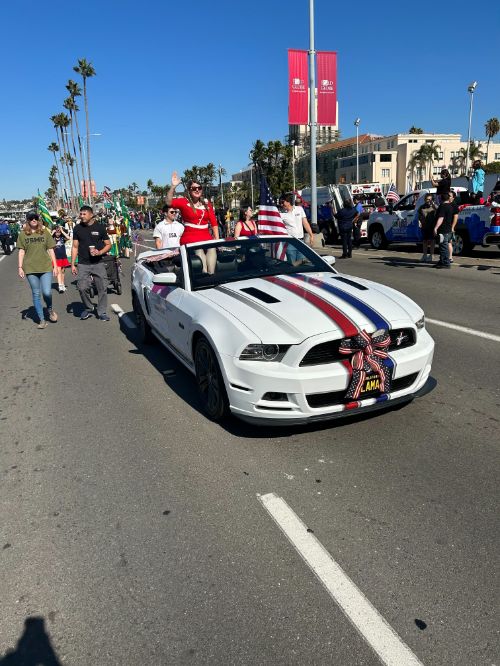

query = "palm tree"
[63,96,83,192]
[415,141,441,181]
[50,115,70,208]
[458,141,484,174]
[58,113,78,207]
[485,118,500,164]
[409,126,424,134]
[407,152,420,190]
[73,59,96,203]
[47,143,62,206]
[66,79,87,186]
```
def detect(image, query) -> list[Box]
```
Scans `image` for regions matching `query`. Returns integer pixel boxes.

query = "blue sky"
[1,0,499,199]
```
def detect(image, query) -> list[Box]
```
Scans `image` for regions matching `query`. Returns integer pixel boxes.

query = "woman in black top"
[431,168,451,203]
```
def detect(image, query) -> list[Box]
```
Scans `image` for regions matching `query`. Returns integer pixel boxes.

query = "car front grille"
[300,328,415,367]
[305,372,419,409]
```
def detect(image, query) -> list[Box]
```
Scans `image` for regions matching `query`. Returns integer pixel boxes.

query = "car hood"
[198,272,422,344]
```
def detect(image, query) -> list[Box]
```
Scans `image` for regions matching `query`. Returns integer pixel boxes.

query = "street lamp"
[218,163,225,208]
[291,140,296,197]
[354,118,361,183]
[247,163,255,209]
[465,81,477,176]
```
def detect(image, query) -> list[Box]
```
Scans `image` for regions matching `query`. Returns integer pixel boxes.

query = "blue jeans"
[26,272,53,322]
[439,232,453,266]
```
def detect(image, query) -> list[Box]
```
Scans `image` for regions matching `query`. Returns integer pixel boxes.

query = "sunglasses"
[167,210,176,214]
[190,186,202,191]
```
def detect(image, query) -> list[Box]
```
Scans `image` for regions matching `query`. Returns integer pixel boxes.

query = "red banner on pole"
[288,49,308,125]
[317,51,337,126]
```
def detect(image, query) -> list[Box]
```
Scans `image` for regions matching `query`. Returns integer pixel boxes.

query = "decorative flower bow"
[340,329,392,400]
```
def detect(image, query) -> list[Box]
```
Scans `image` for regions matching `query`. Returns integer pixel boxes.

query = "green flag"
[37,191,53,228]
[78,195,85,208]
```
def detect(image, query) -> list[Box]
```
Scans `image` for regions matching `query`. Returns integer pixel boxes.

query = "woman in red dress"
[166,171,219,274]
[234,206,257,239]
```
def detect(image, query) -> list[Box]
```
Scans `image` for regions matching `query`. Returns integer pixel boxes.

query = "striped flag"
[257,174,288,260]
[386,183,400,203]
[257,174,288,235]
[37,191,53,228]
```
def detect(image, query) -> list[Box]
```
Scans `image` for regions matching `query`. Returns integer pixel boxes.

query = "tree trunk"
[52,153,63,208]
[73,109,87,191]
[83,79,93,205]
[69,111,82,195]
[61,128,76,211]
[55,129,70,209]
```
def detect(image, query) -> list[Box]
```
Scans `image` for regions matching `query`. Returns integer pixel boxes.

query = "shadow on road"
[0,616,62,665]
[368,255,500,271]
[118,310,436,439]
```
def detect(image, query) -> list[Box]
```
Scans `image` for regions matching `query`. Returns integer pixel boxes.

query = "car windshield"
[187,238,333,291]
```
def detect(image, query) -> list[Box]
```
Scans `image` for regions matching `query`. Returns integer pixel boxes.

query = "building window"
[495,153,500,160]
[380,154,392,162]
[439,151,443,159]
[450,151,455,158]
[381,169,390,178]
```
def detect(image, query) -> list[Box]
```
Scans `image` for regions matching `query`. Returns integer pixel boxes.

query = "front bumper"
[221,329,435,425]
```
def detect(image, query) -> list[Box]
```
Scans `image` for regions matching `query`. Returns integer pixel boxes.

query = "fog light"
[262,392,288,401]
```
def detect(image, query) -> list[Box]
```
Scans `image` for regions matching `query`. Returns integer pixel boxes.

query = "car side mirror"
[323,255,336,266]
[152,272,177,285]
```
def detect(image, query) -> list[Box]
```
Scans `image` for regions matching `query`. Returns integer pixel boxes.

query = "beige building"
[302,132,500,192]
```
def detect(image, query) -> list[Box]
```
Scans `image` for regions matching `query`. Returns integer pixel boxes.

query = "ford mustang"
[131,237,434,425]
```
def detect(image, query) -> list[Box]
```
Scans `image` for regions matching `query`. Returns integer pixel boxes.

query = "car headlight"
[415,315,425,330]
[239,344,290,362]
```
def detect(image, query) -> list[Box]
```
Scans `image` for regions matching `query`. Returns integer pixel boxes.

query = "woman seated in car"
[234,206,257,239]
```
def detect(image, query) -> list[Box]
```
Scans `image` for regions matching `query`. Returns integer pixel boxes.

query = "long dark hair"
[239,206,251,222]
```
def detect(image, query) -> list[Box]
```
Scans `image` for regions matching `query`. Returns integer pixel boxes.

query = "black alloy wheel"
[194,338,229,421]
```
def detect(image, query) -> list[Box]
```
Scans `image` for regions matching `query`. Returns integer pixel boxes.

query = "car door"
[387,194,416,242]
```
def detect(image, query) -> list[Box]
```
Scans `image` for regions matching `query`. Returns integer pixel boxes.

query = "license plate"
[359,373,382,398]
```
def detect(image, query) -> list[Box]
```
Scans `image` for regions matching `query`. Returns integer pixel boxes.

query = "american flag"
[386,183,400,203]
[257,175,288,235]
[257,174,288,260]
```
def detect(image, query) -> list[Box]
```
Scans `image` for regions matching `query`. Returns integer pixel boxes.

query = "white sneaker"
[58,285,64,293]
[426,254,433,262]
[420,254,427,262]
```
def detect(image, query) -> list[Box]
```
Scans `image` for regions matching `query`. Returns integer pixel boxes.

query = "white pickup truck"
[366,187,500,255]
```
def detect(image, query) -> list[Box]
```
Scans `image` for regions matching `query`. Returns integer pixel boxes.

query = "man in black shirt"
[334,202,359,258]
[433,191,453,268]
[71,206,112,320]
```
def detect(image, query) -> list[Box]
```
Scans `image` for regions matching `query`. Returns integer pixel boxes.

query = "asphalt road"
[0,238,499,666]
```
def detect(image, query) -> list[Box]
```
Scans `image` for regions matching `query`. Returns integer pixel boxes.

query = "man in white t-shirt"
[279,194,314,263]
[153,205,184,249]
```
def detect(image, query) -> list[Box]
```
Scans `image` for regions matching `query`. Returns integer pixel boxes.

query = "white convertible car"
[131,237,434,425]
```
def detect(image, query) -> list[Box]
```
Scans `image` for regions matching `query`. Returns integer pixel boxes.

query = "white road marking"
[426,318,500,343]
[111,303,137,329]
[259,493,423,666]
[0,255,6,263]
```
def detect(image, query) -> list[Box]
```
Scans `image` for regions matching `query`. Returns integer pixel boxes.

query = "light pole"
[248,164,254,209]
[354,118,361,183]
[465,81,477,176]
[218,164,225,208]
[308,0,317,231]
[67,132,101,203]
[291,140,296,196]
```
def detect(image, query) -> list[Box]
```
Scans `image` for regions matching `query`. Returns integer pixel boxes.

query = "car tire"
[132,291,156,344]
[194,337,229,422]
[453,230,474,256]
[369,225,388,250]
